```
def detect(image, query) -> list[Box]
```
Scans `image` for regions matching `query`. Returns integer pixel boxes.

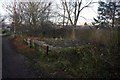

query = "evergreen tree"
[93,1,120,29]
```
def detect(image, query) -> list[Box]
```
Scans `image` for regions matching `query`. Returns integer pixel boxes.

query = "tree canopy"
[93,1,120,29]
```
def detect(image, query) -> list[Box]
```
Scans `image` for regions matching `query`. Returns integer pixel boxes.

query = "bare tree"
[3,0,24,34]
[4,0,52,35]
[61,0,94,39]
[0,14,5,23]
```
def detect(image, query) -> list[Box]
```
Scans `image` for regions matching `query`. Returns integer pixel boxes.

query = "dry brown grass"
[75,29,118,47]
[13,36,36,55]
[12,29,119,78]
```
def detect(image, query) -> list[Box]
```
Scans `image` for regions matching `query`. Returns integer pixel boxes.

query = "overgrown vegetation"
[2,0,120,78]
[13,29,120,78]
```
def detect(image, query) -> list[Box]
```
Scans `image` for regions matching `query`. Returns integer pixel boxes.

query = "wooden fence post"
[30,39,32,48]
[46,46,49,55]
[27,38,30,47]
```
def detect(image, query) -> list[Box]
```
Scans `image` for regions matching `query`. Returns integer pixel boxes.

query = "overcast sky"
[0,0,100,25]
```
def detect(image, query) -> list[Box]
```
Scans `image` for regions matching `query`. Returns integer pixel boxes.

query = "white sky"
[0,0,7,16]
[0,0,100,25]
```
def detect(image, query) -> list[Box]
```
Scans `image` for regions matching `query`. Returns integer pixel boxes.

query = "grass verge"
[13,35,120,78]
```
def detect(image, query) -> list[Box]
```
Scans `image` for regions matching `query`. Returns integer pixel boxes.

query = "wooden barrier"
[23,38,64,55]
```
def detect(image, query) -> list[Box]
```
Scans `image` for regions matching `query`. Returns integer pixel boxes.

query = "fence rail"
[24,38,64,55]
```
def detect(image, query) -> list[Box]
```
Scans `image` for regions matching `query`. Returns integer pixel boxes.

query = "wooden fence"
[23,38,64,55]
